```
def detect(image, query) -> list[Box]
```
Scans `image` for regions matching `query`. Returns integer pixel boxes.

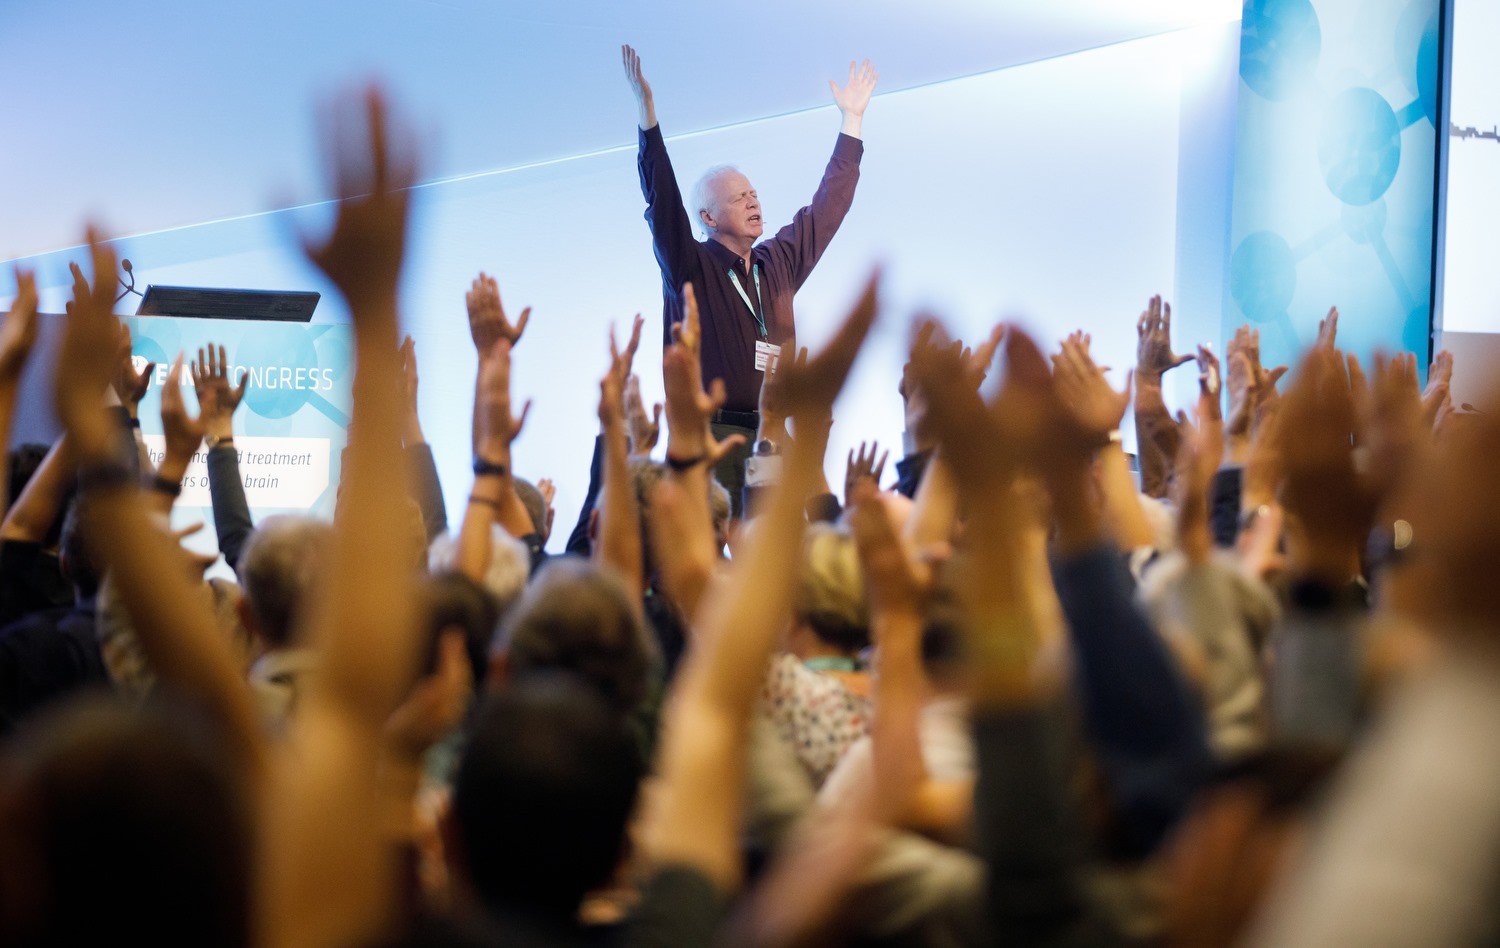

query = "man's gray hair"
[238,515,333,650]
[690,164,740,238]
[427,526,530,619]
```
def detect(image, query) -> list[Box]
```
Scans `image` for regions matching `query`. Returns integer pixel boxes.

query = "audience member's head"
[491,558,657,721]
[421,571,502,691]
[708,477,731,550]
[792,523,870,656]
[98,576,252,700]
[236,515,332,651]
[0,697,253,946]
[513,478,548,540]
[447,675,643,923]
[428,527,530,617]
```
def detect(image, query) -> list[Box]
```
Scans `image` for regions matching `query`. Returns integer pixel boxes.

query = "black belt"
[712,409,760,430]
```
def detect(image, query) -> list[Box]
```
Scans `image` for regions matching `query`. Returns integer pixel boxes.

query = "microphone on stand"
[116,258,144,304]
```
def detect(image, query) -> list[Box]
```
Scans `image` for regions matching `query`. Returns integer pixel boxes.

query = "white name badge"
[754,340,782,372]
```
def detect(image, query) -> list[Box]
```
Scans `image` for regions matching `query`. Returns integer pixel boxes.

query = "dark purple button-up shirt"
[637,124,864,411]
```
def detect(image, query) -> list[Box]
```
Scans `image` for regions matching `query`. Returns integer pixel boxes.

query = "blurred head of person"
[446,675,643,925]
[0,697,253,946]
[236,515,332,653]
[490,558,657,723]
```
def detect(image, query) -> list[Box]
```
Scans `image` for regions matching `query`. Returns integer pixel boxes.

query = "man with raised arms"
[622,44,877,511]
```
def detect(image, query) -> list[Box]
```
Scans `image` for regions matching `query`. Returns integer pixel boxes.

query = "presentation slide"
[123,316,351,569]
[1438,0,1500,334]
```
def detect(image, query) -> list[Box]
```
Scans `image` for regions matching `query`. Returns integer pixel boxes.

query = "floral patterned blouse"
[761,653,872,786]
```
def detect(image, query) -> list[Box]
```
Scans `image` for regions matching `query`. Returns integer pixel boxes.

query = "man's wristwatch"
[206,434,234,450]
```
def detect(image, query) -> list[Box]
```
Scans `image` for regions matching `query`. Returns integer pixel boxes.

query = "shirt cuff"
[833,132,865,161]
[641,123,666,148]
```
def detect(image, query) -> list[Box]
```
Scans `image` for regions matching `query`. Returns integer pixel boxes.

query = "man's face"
[704,170,763,242]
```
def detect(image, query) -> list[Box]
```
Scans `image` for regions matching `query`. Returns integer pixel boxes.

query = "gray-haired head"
[691,164,752,240]
[237,515,333,650]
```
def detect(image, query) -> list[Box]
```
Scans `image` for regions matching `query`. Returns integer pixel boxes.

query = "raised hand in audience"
[664,282,743,467]
[55,225,268,769]
[534,477,556,537]
[466,271,530,354]
[302,95,415,319]
[1135,294,1191,497]
[596,321,645,596]
[1137,294,1195,377]
[1276,345,1374,584]
[474,340,531,469]
[110,322,154,414]
[642,270,877,893]
[0,267,39,518]
[395,335,427,447]
[1174,369,1227,565]
[152,356,208,513]
[848,479,930,822]
[278,84,427,948]
[1314,306,1340,350]
[1055,330,1155,549]
[1054,331,1131,441]
[904,320,1049,703]
[459,336,536,574]
[1360,352,1428,489]
[1225,325,1287,443]
[190,343,247,444]
[0,268,38,387]
[625,373,662,456]
[55,233,127,463]
[1422,349,1454,428]
[844,440,888,506]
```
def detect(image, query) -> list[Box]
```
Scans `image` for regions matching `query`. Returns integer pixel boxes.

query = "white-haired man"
[622,44,876,513]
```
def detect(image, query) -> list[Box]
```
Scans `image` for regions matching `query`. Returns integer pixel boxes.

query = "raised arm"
[848,480,929,826]
[907,321,1103,943]
[1134,295,1192,498]
[266,86,426,948]
[594,316,645,597]
[109,318,155,479]
[761,81,870,290]
[0,268,39,519]
[458,270,535,579]
[150,356,208,517]
[0,437,73,543]
[192,343,256,568]
[1051,331,1152,550]
[457,338,533,580]
[625,45,699,292]
[399,336,448,541]
[639,271,877,896]
[53,230,265,775]
[622,43,657,130]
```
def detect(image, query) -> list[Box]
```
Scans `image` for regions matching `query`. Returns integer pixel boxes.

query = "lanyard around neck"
[804,656,861,673]
[727,264,768,339]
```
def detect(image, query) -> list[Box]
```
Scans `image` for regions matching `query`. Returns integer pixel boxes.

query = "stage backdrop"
[1227,0,1442,370]
[2,20,1244,552]
[129,317,350,569]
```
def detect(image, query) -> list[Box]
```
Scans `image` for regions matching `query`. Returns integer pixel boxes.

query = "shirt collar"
[704,237,755,274]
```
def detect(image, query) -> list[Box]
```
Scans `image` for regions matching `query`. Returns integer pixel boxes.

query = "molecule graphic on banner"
[1229,0,1440,363]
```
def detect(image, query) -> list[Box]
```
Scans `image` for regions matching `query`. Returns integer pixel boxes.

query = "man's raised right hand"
[621,44,658,130]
